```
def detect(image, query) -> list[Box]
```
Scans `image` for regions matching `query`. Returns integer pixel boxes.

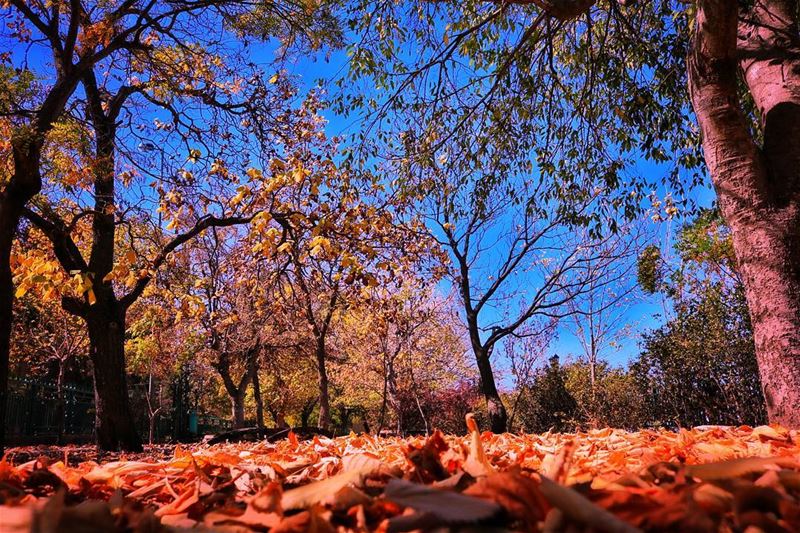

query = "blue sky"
[276,44,718,377]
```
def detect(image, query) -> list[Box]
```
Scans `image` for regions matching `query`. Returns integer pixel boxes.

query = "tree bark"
[86,306,142,451]
[475,347,508,433]
[231,389,247,429]
[386,355,402,433]
[315,338,331,430]
[0,138,46,453]
[0,200,26,454]
[465,307,508,433]
[689,0,800,427]
[215,355,252,429]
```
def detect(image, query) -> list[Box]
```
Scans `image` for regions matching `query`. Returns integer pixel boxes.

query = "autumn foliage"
[2,419,800,531]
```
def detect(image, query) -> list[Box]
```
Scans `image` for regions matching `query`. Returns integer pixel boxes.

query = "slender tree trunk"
[315,338,331,430]
[252,367,264,429]
[86,307,142,451]
[300,398,317,429]
[386,357,401,433]
[689,0,800,427]
[56,360,66,445]
[149,414,157,445]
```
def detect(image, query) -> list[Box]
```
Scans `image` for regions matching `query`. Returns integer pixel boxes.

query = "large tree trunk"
[86,307,142,451]
[475,347,508,433]
[231,389,247,429]
[0,199,24,455]
[315,339,331,430]
[213,352,252,430]
[0,141,45,453]
[690,0,800,427]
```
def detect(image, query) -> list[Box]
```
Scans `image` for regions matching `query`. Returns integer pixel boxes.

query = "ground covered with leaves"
[2,418,800,532]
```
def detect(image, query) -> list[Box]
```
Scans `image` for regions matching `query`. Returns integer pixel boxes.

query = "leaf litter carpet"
[2,417,800,532]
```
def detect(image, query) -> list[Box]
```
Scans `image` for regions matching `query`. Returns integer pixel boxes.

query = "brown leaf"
[282,462,375,511]
[384,478,500,524]
[464,468,549,527]
[538,476,640,533]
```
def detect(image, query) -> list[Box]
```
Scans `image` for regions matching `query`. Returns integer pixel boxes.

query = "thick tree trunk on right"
[690,0,800,427]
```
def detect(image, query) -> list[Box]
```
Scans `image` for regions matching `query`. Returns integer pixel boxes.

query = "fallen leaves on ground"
[1,422,799,532]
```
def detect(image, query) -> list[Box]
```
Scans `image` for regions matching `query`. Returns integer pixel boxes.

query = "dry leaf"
[384,478,500,523]
[463,413,495,477]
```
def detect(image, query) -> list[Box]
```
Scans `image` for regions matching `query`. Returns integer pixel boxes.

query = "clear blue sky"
[276,45,717,378]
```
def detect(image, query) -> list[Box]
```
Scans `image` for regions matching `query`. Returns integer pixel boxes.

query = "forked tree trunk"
[466,310,508,433]
[689,0,800,427]
[231,390,247,429]
[86,307,142,451]
[214,349,254,430]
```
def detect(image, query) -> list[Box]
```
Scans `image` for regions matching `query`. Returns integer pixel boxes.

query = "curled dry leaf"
[538,476,641,533]
[281,461,377,511]
[686,456,800,481]
[463,413,495,478]
[384,478,500,523]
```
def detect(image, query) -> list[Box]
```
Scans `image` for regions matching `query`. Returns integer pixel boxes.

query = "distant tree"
[631,286,766,427]
[517,355,579,433]
[564,224,643,417]
[345,0,800,427]
[632,210,766,427]
[404,163,631,433]
[562,359,648,430]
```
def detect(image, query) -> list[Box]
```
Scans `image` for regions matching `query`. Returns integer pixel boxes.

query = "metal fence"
[6,376,95,444]
[5,376,233,445]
